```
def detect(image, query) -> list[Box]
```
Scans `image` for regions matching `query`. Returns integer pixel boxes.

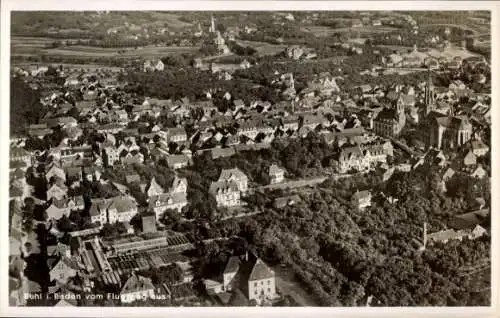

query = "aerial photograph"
[8,11,491,307]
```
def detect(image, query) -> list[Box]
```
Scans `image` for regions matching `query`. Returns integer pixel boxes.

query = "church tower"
[210,15,216,33]
[424,67,435,115]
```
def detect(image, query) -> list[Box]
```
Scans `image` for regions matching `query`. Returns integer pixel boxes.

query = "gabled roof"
[149,192,187,208]
[108,196,137,213]
[50,256,79,271]
[9,185,23,198]
[126,174,141,184]
[168,127,187,136]
[170,176,188,191]
[375,107,399,122]
[248,258,275,281]
[218,168,248,182]
[269,164,284,176]
[10,147,30,158]
[146,177,164,195]
[121,273,155,294]
[224,256,241,274]
[210,180,239,194]
[166,154,190,166]
[352,190,371,200]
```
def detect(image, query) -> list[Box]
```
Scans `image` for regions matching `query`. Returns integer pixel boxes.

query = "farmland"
[13,62,123,73]
[235,40,288,56]
[377,44,481,60]
[11,36,200,61]
[43,45,199,58]
[301,25,399,36]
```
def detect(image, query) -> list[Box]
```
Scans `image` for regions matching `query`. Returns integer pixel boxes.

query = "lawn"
[272,265,320,306]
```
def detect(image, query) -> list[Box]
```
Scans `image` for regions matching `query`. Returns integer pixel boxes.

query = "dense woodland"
[188,163,490,306]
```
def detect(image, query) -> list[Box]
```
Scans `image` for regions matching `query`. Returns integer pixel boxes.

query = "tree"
[56,215,74,233]
[10,77,44,135]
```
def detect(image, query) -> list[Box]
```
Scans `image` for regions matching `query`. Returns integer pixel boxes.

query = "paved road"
[256,176,329,191]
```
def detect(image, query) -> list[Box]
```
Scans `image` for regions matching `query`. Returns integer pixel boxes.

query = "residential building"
[352,190,372,209]
[145,177,164,198]
[46,199,71,221]
[89,196,138,224]
[168,127,188,143]
[120,273,156,304]
[104,146,120,166]
[463,150,477,166]
[143,59,165,72]
[166,154,190,169]
[222,252,276,305]
[218,168,248,193]
[330,143,389,174]
[47,183,67,201]
[470,139,489,157]
[170,176,188,194]
[471,165,487,179]
[107,196,138,224]
[149,192,188,218]
[210,181,241,207]
[48,257,78,284]
[268,164,285,184]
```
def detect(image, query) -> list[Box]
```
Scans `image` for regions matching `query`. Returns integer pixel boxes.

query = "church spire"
[424,66,435,115]
[210,15,216,33]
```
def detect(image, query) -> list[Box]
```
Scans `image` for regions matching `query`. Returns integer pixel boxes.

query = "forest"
[188,160,491,306]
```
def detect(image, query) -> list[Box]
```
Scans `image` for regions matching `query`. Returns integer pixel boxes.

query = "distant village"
[9,12,491,307]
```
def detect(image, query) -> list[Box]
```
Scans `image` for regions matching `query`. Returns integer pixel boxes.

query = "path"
[255,176,329,191]
[273,266,320,306]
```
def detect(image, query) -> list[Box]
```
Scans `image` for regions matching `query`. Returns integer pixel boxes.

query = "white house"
[218,168,248,193]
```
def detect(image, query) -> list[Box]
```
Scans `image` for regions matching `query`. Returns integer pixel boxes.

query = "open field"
[11,36,201,61]
[235,40,288,56]
[12,63,123,73]
[42,45,199,58]
[419,23,490,38]
[377,44,482,60]
[427,45,483,60]
[148,12,193,28]
[301,25,399,36]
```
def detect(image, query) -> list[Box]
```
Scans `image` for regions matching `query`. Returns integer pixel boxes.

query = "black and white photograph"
[2,2,497,314]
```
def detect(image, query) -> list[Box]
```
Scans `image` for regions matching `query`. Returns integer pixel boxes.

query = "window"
[254,282,257,287]
[267,280,270,285]
[254,290,258,295]
[261,281,263,285]
[268,288,271,293]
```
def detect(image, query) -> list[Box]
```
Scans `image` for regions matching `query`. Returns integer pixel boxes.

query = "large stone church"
[419,69,472,150]
[203,16,231,55]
